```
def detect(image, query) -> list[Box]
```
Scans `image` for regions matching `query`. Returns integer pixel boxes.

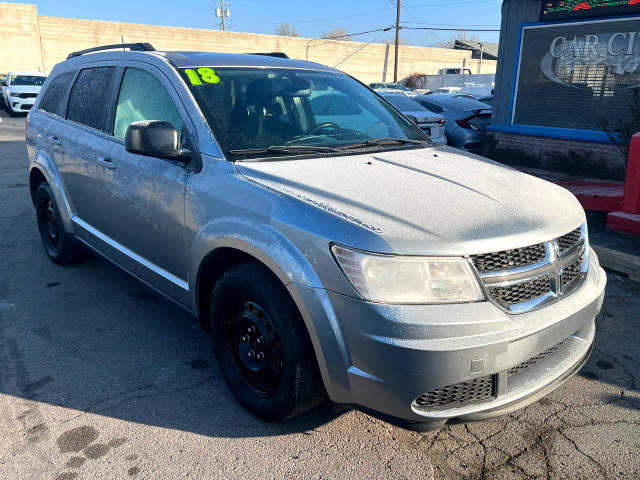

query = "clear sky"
[10,0,502,46]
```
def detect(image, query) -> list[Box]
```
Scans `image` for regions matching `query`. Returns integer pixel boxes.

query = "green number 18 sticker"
[185,68,221,85]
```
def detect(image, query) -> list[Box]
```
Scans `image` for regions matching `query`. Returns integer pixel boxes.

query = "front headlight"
[331,244,485,304]
[7,89,17,97]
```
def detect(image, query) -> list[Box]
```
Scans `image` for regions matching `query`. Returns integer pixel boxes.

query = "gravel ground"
[1,111,638,479]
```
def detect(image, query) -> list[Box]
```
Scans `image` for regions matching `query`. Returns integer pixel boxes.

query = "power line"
[401,26,500,31]
[321,26,394,40]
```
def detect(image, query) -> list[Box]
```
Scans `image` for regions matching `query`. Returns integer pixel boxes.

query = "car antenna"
[121,35,126,51]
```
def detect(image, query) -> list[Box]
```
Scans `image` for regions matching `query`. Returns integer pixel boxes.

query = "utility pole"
[393,0,401,82]
[216,0,230,31]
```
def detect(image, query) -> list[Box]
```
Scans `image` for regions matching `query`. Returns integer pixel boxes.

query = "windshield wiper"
[229,145,340,156]
[336,137,428,151]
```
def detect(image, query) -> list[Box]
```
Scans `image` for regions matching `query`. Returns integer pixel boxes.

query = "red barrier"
[622,133,640,214]
[606,133,640,236]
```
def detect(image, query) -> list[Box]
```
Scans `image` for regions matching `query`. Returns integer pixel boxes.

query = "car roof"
[62,49,341,74]
[162,51,339,71]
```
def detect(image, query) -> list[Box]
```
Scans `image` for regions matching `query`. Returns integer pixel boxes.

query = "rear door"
[56,65,118,234]
[95,63,193,301]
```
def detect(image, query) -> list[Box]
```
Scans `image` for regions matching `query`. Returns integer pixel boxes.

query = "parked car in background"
[2,71,46,115]
[369,82,416,97]
[414,94,492,154]
[476,95,494,106]
[379,92,447,145]
[438,67,472,75]
[428,86,461,95]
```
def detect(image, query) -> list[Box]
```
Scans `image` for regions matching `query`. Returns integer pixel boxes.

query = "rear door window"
[113,68,183,141]
[66,67,116,131]
[38,71,75,117]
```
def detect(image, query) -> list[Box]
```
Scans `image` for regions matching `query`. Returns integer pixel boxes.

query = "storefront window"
[512,18,640,131]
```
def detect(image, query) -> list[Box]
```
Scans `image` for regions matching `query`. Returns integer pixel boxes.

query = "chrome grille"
[488,276,552,307]
[557,228,583,256]
[561,256,584,289]
[472,224,588,313]
[507,339,569,376]
[472,243,546,272]
[414,376,495,410]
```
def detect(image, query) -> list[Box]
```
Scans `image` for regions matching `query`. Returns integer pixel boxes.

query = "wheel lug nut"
[256,352,264,361]
[247,326,255,334]
[256,337,264,345]
[248,351,256,359]
[241,335,250,343]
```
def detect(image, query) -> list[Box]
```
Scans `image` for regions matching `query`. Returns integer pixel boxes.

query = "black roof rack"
[67,43,156,59]
[247,52,289,59]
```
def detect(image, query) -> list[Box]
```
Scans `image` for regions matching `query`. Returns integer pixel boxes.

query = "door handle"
[97,157,117,170]
[47,136,61,145]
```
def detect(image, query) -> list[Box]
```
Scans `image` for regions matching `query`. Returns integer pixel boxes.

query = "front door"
[96,65,193,303]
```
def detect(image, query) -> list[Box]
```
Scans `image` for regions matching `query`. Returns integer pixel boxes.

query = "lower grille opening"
[413,375,495,410]
[507,338,570,377]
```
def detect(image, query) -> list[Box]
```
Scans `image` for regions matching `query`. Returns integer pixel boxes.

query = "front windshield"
[382,95,425,111]
[11,75,46,86]
[180,67,428,159]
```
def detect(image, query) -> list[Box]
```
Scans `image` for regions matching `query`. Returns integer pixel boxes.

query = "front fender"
[189,218,354,399]
[30,152,75,234]
[190,217,324,307]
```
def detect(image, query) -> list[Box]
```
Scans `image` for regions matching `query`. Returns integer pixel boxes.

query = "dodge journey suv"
[26,43,606,431]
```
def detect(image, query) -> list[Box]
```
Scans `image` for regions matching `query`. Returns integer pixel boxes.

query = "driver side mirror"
[1,80,7,87]
[125,121,190,162]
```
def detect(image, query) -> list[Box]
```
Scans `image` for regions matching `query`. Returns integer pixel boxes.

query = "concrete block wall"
[1,2,496,83]
[0,2,43,73]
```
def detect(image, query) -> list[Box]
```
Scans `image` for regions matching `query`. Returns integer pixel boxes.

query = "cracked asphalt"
[1,110,639,479]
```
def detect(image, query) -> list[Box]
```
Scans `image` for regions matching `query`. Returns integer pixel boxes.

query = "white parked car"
[2,71,47,115]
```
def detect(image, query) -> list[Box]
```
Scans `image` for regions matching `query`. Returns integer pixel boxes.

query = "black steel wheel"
[35,182,85,265]
[210,262,326,421]
[226,301,283,396]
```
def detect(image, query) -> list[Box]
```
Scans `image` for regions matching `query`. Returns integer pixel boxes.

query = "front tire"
[35,182,85,265]
[210,263,325,421]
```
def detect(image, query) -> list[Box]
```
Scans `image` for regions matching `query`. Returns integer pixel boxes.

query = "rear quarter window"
[418,101,444,114]
[66,67,116,131]
[38,71,75,117]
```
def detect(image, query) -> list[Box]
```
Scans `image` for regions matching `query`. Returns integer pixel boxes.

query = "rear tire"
[35,182,85,265]
[210,262,326,421]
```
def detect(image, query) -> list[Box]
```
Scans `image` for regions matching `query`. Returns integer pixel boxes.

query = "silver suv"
[26,44,606,431]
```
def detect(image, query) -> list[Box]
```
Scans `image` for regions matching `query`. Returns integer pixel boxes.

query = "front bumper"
[290,250,606,429]
[8,97,34,112]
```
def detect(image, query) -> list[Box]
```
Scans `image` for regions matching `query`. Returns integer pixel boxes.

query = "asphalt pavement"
[0,110,639,479]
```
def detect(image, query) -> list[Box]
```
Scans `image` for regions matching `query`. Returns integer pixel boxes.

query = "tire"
[35,182,85,265]
[210,262,326,421]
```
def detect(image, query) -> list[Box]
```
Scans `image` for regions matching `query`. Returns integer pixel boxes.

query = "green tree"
[275,23,299,37]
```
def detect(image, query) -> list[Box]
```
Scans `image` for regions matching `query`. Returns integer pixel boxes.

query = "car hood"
[6,85,42,94]
[235,146,585,256]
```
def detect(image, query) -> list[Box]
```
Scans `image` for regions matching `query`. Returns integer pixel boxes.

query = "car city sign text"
[550,32,638,60]
[539,28,640,87]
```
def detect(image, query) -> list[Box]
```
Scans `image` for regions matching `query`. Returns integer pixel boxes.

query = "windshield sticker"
[184,68,221,85]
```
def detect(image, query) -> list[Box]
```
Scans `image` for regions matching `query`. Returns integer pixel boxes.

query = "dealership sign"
[512,17,640,130]
[543,30,640,87]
